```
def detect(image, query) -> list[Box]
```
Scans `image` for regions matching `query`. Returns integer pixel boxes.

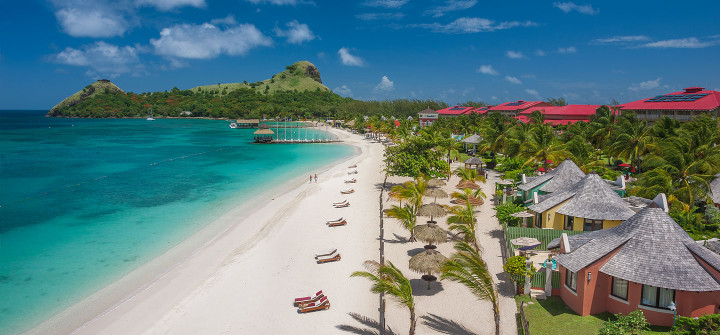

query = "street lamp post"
[668,301,677,328]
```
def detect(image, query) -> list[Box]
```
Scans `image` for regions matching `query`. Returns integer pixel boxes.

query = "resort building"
[528,173,634,231]
[418,108,438,127]
[516,105,608,125]
[487,100,553,117]
[551,206,720,326]
[434,106,478,117]
[518,159,585,203]
[618,87,720,122]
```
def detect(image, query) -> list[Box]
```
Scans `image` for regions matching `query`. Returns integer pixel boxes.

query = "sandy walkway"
[29,129,386,334]
[382,165,517,335]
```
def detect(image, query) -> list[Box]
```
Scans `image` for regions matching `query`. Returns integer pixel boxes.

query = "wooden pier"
[267,139,341,144]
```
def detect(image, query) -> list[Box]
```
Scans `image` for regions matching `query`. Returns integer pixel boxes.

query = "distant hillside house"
[516,105,610,125]
[550,206,720,326]
[418,108,438,127]
[527,173,633,231]
[487,100,553,117]
[618,87,720,122]
[180,111,192,116]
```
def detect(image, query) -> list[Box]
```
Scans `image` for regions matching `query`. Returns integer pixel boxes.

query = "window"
[584,219,603,231]
[611,277,629,300]
[535,212,542,228]
[641,285,675,309]
[565,269,577,291]
[564,216,574,231]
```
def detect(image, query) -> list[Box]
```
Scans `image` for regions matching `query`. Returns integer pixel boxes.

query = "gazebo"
[253,126,275,143]
[464,157,483,170]
[461,134,482,154]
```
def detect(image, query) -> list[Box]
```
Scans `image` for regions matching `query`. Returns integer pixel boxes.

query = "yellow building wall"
[603,220,623,229]
[541,199,572,230]
[573,217,584,232]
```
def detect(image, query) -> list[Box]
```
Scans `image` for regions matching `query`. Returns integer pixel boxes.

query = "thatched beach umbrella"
[414,222,447,247]
[456,180,480,190]
[511,237,541,247]
[427,179,446,188]
[510,211,535,227]
[424,188,448,202]
[409,248,449,290]
[417,203,447,222]
[452,196,484,206]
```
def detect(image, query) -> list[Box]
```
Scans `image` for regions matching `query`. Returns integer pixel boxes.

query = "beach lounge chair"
[347,170,358,175]
[315,249,337,259]
[317,251,341,263]
[333,202,350,208]
[298,296,330,313]
[332,200,348,206]
[344,178,357,183]
[341,189,355,194]
[327,219,347,227]
[294,290,323,306]
[326,218,344,224]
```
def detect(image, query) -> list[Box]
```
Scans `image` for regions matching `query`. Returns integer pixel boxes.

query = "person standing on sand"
[314,174,318,183]
[309,175,312,184]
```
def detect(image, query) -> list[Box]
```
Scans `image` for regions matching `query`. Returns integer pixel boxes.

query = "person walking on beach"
[314,174,318,183]
[309,175,312,184]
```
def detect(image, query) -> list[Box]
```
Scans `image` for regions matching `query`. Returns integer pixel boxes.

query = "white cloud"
[557,46,577,53]
[333,85,352,96]
[210,16,237,25]
[525,88,541,99]
[356,13,405,20]
[244,0,306,5]
[338,47,365,66]
[54,7,130,38]
[476,65,498,75]
[628,78,662,92]
[416,17,537,34]
[553,2,599,15]
[274,21,315,44]
[364,0,408,8]
[375,76,394,92]
[505,76,522,84]
[425,0,477,18]
[151,21,272,59]
[535,49,545,56]
[136,0,205,11]
[506,50,525,59]
[639,37,719,49]
[54,41,142,78]
[592,35,650,44]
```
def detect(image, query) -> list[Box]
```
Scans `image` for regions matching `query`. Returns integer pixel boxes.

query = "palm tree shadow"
[420,313,480,335]
[383,233,407,244]
[336,312,398,335]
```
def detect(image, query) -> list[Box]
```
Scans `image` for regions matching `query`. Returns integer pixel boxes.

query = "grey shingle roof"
[710,173,720,204]
[538,160,585,193]
[461,134,482,144]
[464,157,483,165]
[555,207,720,291]
[518,159,584,192]
[555,174,636,221]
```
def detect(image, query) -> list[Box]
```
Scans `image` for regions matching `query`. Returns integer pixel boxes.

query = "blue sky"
[1,0,719,109]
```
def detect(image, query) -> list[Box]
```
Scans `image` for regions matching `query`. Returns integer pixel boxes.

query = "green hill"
[50,79,125,113]
[190,61,329,95]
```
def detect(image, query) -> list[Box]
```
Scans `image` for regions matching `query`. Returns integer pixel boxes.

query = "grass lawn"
[515,295,671,335]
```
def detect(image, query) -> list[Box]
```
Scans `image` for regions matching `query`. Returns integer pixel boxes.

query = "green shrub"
[495,202,526,227]
[598,310,649,335]
[673,313,720,335]
[503,255,536,289]
[705,206,720,230]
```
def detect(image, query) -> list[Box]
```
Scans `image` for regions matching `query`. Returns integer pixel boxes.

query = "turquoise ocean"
[0,110,355,334]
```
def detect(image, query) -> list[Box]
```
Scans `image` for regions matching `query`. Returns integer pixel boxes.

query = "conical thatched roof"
[464,157,483,165]
[456,180,480,190]
[409,249,449,275]
[414,222,447,245]
[427,179,446,187]
[461,134,482,144]
[417,203,447,218]
[555,207,720,291]
[253,128,275,135]
[345,119,356,126]
[424,188,448,199]
[452,196,484,206]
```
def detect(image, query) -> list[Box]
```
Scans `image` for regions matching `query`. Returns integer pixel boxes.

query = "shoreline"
[27,128,379,334]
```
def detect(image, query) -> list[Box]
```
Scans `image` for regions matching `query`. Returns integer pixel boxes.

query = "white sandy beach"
[29,128,385,334]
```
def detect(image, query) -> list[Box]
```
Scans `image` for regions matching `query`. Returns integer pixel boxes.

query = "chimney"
[684,87,704,93]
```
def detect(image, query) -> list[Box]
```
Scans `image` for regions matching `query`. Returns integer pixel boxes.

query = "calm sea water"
[0,110,355,333]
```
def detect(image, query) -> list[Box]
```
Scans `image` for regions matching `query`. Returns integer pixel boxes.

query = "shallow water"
[0,111,354,333]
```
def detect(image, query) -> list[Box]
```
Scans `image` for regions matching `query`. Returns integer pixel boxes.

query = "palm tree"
[441,241,500,335]
[481,113,515,156]
[454,166,486,183]
[446,205,479,251]
[610,113,653,172]
[352,261,416,335]
[519,124,570,169]
[451,187,487,204]
[387,204,418,242]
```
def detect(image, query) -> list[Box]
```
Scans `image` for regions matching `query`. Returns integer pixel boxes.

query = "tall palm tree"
[451,187,487,203]
[387,204,418,242]
[352,261,416,335]
[446,205,479,251]
[610,113,653,172]
[454,166,486,183]
[519,124,570,169]
[481,113,515,156]
[441,241,500,335]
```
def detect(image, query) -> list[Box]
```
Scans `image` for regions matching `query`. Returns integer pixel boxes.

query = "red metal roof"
[619,87,720,111]
[435,106,476,115]
[520,105,603,117]
[488,100,553,111]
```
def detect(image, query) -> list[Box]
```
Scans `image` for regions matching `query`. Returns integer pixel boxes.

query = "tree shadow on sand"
[383,233,408,244]
[421,313,481,335]
[336,312,398,335]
